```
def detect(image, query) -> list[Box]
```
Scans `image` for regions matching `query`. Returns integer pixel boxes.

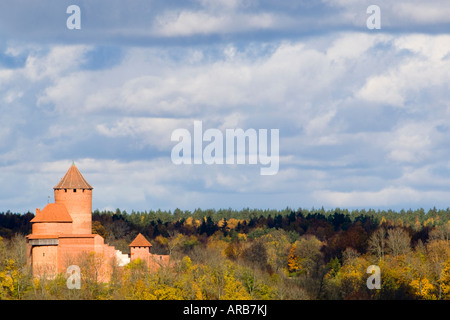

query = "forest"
[0,206,450,300]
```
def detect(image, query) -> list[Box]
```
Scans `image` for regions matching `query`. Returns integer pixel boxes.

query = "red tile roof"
[31,203,73,223]
[129,233,152,247]
[54,164,93,190]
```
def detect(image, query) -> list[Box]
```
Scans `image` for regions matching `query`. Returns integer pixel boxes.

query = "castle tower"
[129,233,153,261]
[27,163,129,280]
[53,163,93,234]
[129,233,170,271]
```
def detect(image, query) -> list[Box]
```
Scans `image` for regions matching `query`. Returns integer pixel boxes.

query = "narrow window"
[65,189,67,193]
[43,253,45,257]
[73,189,76,193]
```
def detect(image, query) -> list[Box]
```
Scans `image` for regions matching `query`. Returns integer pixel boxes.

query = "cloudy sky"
[1,0,450,213]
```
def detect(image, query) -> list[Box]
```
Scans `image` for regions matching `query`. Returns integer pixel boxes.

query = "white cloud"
[326,32,386,61]
[386,122,435,163]
[393,2,450,24]
[0,69,15,86]
[356,73,405,106]
[37,71,92,112]
[394,34,450,61]
[37,40,340,115]
[24,46,90,82]
[356,34,450,107]
[395,164,450,189]
[315,186,449,208]
[3,90,23,103]
[322,0,450,27]
[152,8,292,37]
[96,117,194,150]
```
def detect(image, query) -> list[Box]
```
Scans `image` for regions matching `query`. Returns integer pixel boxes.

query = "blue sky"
[1,0,450,213]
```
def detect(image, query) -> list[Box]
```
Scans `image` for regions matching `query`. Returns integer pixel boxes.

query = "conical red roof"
[31,203,73,223]
[129,233,152,247]
[54,164,93,190]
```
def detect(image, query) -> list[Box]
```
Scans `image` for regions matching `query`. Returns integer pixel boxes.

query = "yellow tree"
[427,239,450,299]
[333,251,370,300]
[407,243,436,300]
[410,278,435,300]
[441,258,450,299]
[224,241,243,260]
[5,234,32,299]
[0,258,15,299]
[287,243,301,275]
[221,264,251,300]
[153,285,183,300]
[289,236,324,277]
[174,256,203,300]
[92,221,108,239]
[377,254,414,299]
[263,230,290,273]
[131,278,156,300]
[121,258,149,299]
[238,265,277,299]
[155,233,184,256]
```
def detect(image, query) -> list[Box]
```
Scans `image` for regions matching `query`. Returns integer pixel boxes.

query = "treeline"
[94,206,450,226]
[1,206,449,240]
[90,207,447,258]
[0,211,34,239]
[1,207,450,300]
[1,207,450,255]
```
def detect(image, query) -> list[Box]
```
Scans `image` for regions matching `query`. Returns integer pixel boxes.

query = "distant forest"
[1,207,450,253]
[1,207,450,300]
[1,206,449,242]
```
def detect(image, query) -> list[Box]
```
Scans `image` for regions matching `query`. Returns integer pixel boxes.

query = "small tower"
[53,163,93,234]
[129,233,152,262]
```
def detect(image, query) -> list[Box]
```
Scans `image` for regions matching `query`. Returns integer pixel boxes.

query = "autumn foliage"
[1,207,450,300]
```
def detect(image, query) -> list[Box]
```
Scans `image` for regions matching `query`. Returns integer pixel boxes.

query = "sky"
[1,0,450,213]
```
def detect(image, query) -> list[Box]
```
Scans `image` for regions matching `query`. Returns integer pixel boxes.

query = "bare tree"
[342,247,360,265]
[429,222,450,243]
[386,228,411,257]
[368,228,387,261]
[8,234,32,299]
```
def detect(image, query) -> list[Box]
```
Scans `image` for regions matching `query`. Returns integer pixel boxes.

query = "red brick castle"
[26,163,169,280]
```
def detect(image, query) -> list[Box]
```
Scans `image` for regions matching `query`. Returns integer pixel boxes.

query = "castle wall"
[54,189,92,234]
[147,254,170,272]
[57,235,97,270]
[31,245,58,278]
[55,234,117,282]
